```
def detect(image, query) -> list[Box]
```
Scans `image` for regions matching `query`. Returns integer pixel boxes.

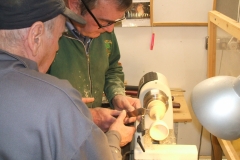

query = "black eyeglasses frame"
[81,0,125,29]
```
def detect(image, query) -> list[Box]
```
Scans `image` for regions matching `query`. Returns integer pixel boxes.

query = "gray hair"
[64,0,132,15]
[0,17,57,50]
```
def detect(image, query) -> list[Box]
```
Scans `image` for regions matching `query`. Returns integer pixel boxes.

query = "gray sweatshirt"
[0,50,121,160]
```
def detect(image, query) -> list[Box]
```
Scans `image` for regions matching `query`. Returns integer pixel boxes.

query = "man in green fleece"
[48,0,140,132]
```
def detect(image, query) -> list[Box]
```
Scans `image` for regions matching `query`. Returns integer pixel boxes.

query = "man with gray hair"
[0,0,135,159]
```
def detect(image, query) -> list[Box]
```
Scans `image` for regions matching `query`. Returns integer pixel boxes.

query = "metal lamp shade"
[191,75,240,140]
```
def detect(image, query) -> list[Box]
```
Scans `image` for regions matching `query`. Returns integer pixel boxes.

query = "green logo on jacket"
[104,40,112,57]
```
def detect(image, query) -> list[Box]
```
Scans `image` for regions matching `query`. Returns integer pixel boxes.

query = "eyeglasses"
[81,0,125,29]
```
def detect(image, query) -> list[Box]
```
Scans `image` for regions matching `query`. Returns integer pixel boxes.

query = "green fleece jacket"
[48,31,125,108]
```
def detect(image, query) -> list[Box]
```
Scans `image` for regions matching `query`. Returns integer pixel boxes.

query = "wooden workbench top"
[171,91,192,123]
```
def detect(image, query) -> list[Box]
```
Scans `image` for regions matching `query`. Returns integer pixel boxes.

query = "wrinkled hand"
[112,95,141,112]
[89,107,121,132]
[82,97,94,104]
[109,110,136,147]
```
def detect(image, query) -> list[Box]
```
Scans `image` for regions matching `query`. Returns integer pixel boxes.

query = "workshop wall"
[114,0,213,156]
[115,0,240,156]
[115,26,210,155]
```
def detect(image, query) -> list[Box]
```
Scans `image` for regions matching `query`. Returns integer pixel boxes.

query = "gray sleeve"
[43,75,123,160]
[105,130,122,160]
[71,127,122,160]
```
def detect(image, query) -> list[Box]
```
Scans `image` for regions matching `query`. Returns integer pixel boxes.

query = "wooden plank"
[209,11,240,40]
[150,0,153,26]
[212,0,217,10]
[207,12,217,78]
[232,139,240,158]
[218,138,240,160]
[152,22,208,27]
[207,8,221,160]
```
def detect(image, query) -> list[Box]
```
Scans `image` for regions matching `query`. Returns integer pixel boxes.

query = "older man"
[48,0,141,132]
[0,0,135,159]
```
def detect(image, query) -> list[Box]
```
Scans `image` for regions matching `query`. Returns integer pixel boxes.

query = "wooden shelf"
[152,22,208,27]
[171,91,192,123]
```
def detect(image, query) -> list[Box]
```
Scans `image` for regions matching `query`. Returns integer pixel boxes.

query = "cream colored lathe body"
[138,72,173,141]
[133,72,197,160]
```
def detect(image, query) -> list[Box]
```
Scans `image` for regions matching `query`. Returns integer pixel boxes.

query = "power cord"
[198,125,203,160]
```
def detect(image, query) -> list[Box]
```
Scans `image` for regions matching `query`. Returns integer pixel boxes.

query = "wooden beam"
[207,12,217,78]
[209,11,240,40]
[217,138,240,160]
[152,22,208,27]
[207,10,240,77]
[212,0,217,10]
[150,0,153,26]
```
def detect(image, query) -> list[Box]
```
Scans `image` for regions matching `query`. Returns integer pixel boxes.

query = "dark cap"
[0,0,86,29]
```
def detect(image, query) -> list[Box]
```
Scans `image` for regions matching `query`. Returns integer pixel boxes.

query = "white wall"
[114,26,211,155]
[114,0,240,156]
[113,0,217,155]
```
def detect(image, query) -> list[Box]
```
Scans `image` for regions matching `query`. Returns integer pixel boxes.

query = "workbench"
[171,90,192,123]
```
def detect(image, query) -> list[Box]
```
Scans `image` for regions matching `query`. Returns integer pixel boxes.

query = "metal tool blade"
[127,108,147,117]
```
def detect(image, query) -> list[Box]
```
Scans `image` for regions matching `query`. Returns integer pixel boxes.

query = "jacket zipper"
[84,40,93,108]
[64,34,94,108]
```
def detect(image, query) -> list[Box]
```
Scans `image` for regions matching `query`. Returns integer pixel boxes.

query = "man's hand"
[89,107,121,132]
[112,95,141,112]
[82,97,94,104]
[109,110,136,146]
